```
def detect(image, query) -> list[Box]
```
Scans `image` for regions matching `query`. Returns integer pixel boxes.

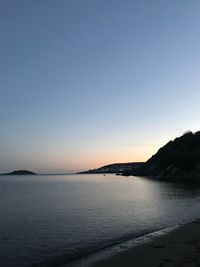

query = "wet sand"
[91,221,200,267]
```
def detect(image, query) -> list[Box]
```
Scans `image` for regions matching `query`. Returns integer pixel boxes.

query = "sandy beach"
[90,221,200,267]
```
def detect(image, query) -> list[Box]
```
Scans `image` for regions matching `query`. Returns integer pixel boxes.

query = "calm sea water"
[1,174,200,267]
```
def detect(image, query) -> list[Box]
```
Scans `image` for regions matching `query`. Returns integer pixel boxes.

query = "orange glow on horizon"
[67,144,160,172]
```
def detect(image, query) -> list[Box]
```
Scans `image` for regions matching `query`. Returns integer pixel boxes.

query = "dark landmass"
[78,162,144,174]
[3,170,37,175]
[123,131,200,181]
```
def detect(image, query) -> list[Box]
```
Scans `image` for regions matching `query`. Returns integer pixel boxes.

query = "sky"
[1,0,200,173]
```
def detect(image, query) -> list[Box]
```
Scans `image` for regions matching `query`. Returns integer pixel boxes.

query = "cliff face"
[132,131,200,180]
[78,162,144,174]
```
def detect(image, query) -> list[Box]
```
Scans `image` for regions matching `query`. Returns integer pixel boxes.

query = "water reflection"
[1,174,200,267]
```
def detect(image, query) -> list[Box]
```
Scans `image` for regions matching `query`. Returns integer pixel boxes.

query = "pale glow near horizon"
[1,1,200,172]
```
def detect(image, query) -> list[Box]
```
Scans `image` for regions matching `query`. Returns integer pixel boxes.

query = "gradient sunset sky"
[1,1,200,173]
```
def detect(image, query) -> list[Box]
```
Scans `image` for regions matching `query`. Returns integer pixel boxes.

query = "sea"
[1,174,200,267]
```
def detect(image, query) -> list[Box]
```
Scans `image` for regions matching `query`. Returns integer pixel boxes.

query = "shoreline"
[61,223,181,267]
[90,220,200,267]
[62,220,200,267]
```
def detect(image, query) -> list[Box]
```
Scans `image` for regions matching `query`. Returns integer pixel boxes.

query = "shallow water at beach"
[1,174,200,267]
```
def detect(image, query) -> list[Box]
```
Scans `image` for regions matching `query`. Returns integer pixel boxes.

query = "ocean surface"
[1,174,200,267]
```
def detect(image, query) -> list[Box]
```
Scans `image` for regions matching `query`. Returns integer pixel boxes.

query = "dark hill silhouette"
[5,170,36,175]
[126,131,200,180]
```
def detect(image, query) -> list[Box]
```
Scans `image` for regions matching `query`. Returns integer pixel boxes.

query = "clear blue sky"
[1,0,200,173]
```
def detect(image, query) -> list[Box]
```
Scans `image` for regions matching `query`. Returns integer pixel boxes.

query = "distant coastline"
[3,131,200,181]
[79,131,200,182]
[77,162,144,174]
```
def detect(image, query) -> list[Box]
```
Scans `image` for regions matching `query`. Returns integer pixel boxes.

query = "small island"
[4,170,37,175]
